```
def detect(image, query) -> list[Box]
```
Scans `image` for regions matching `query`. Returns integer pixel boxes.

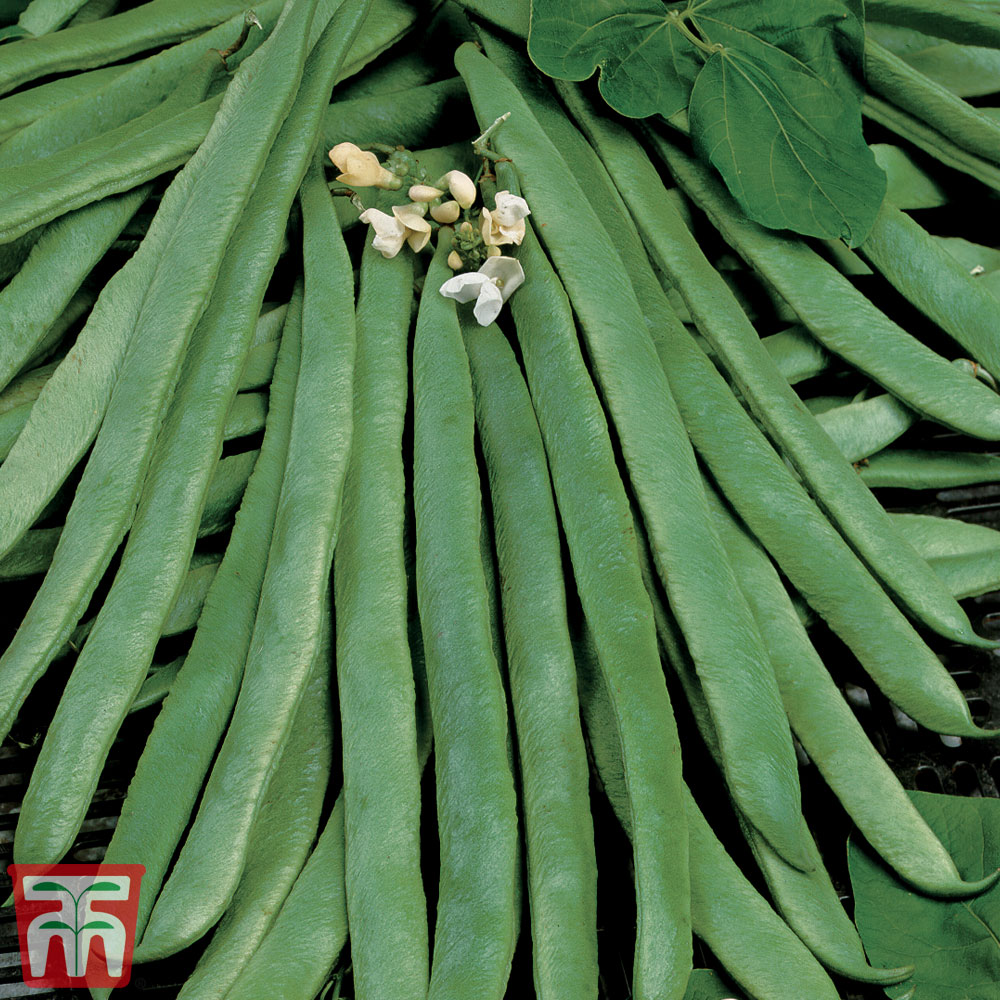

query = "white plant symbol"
[24,875,129,978]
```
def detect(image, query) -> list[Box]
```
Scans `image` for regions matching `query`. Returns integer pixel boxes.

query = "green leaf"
[683,968,746,999]
[688,22,886,244]
[81,920,114,930]
[528,0,885,242]
[38,920,72,930]
[32,881,71,894]
[527,0,701,117]
[849,790,1000,1000]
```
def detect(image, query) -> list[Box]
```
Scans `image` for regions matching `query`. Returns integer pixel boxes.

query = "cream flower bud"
[486,245,502,257]
[442,170,477,209]
[459,221,475,237]
[329,141,397,188]
[409,183,444,202]
[431,200,461,224]
[447,251,464,270]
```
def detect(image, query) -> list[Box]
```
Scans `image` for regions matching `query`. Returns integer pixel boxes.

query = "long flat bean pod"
[814,394,917,464]
[862,202,1000,377]
[685,789,843,1000]
[505,215,692,1000]
[7,0,332,840]
[711,495,998,897]
[894,513,1000,600]
[0,62,127,138]
[412,235,518,1000]
[458,41,811,878]
[865,39,1000,166]
[861,449,1000,489]
[617,128,990,648]
[0,2,283,168]
[220,797,348,1000]
[321,76,475,155]
[863,92,1000,192]
[465,315,599,1000]
[18,0,94,35]
[0,94,222,245]
[138,145,360,959]
[867,0,1000,47]
[103,292,300,949]
[648,134,1000,441]
[174,629,333,1000]
[476,42,805,872]
[333,237,427,1000]
[0,186,148,393]
[535,116,984,735]
[0,0,251,96]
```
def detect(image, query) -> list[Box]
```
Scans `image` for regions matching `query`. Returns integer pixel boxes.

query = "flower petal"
[479,255,525,300]
[431,200,461,224]
[472,282,504,326]
[492,191,531,226]
[409,183,444,202]
[440,272,488,304]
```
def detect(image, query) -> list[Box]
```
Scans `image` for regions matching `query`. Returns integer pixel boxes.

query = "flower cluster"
[327,141,530,326]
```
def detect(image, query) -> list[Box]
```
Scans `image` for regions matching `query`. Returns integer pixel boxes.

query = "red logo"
[7,863,145,988]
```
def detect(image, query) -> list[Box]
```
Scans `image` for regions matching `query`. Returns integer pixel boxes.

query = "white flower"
[359,205,432,258]
[329,142,397,188]
[481,190,530,246]
[440,169,477,208]
[439,255,525,326]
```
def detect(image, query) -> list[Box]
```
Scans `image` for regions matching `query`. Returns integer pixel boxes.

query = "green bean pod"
[321,76,475,156]
[137,143,359,959]
[458,41,811,879]
[464,316,599,1000]
[102,294,299,948]
[551,159,984,734]
[218,797,348,1000]
[627,131,990,648]
[862,201,1000,377]
[684,788,843,1000]
[865,38,1000,166]
[412,234,518,1000]
[814,393,917,464]
[762,327,831,384]
[0,62,127,138]
[128,659,182,715]
[714,495,999,896]
[174,624,333,1000]
[0,186,148,393]
[504,218,693,1000]
[3,441,258,585]
[333,238,427,1000]
[0,0,251,96]
[863,93,1000,194]
[872,143,948,210]
[894,512,1000,600]
[868,0,1000,47]
[0,95,221,245]
[0,3,283,168]
[860,448,1000,489]
[9,0,337,854]
[649,134,1000,442]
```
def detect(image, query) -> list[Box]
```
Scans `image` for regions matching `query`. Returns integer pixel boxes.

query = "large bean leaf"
[528,0,885,243]
[849,790,1000,999]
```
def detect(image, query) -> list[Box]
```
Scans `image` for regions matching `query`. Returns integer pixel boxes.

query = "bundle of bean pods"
[2,0,1000,997]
